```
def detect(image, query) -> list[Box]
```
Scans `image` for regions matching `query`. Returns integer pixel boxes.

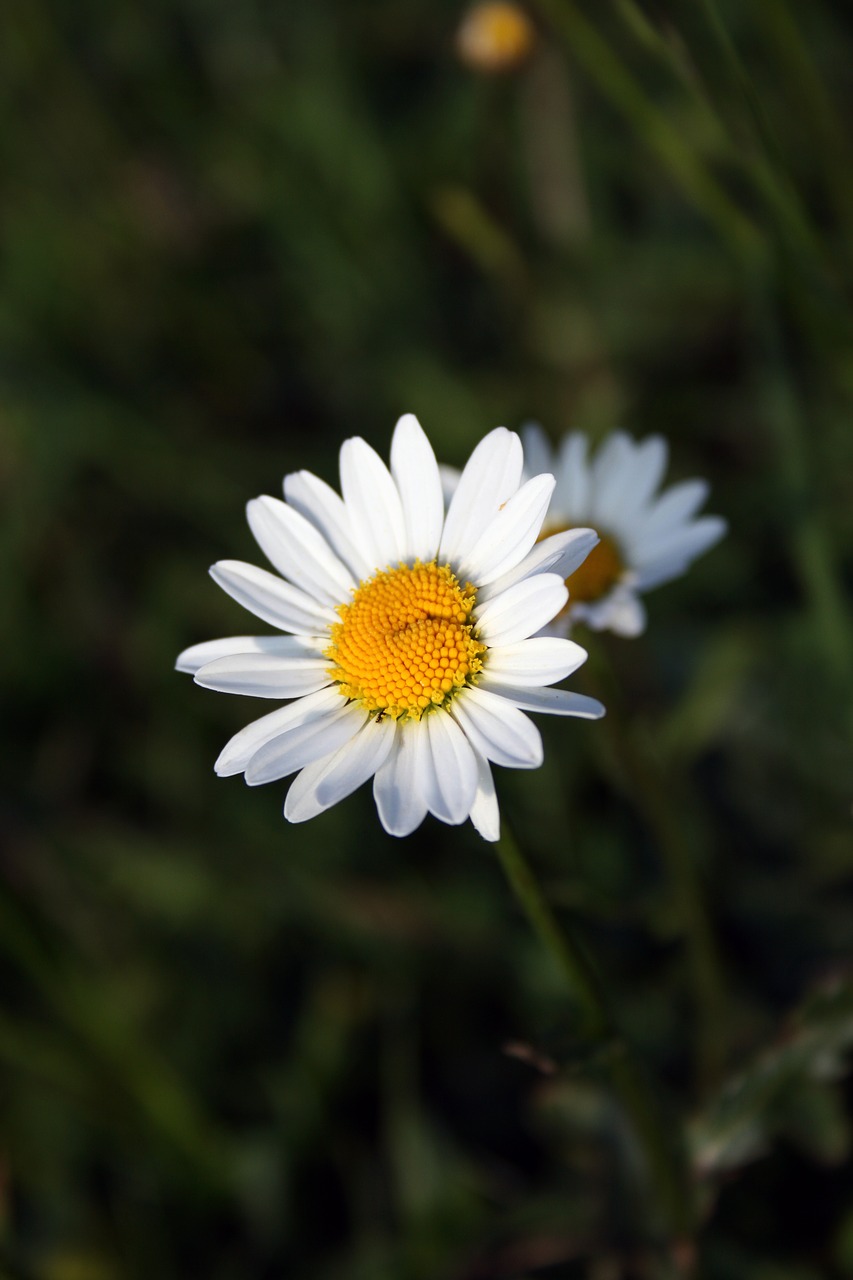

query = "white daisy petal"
[468,749,500,842]
[485,636,588,686]
[176,634,325,675]
[390,413,444,563]
[439,427,523,566]
[610,435,668,525]
[210,561,339,635]
[588,431,640,525]
[521,422,554,481]
[555,432,591,517]
[194,652,332,699]
[602,591,647,637]
[576,587,646,637]
[633,479,710,543]
[373,728,429,837]
[451,686,543,769]
[475,573,568,646]
[340,436,407,569]
[245,701,367,786]
[283,716,397,823]
[283,470,373,581]
[479,679,605,719]
[633,556,690,592]
[459,473,556,585]
[590,431,632,493]
[215,685,344,777]
[246,496,355,606]
[424,711,479,824]
[478,528,598,602]
[632,516,727,570]
[439,464,461,508]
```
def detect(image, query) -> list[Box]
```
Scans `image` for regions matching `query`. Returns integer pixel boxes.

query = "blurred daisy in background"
[523,425,727,637]
[455,2,536,74]
[177,416,604,841]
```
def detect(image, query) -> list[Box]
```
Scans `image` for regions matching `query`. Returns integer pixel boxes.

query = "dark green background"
[3,1,853,1276]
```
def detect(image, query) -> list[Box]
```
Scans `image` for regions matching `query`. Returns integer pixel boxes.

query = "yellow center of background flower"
[455,2,536,74]
[564,530,624,604]
[326,562,485,720]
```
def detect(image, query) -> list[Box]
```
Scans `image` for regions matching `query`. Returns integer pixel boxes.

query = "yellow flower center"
[325,561,486,721]
[455,2,536,73]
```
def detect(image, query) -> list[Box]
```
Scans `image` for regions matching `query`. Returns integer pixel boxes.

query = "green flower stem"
[586,652,729,1095]
[607,713,728,1094]
[532,0,766,264]
[494,825,694,1239]
[748,286,853,692]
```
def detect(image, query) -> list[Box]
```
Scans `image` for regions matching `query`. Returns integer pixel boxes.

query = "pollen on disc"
[325,561,485,720]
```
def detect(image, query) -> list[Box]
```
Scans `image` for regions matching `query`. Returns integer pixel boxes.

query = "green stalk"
[495,825,694,1239]
[748,286,853,689]
[532,0,766,264]
[606,710,728,1093]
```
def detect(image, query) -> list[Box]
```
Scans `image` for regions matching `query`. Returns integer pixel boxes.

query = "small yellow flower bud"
[455,2,537,74]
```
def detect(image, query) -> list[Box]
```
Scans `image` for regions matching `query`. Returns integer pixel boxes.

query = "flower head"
[523,426,727,637]
[177,416,604,840]
[455,2,536,74]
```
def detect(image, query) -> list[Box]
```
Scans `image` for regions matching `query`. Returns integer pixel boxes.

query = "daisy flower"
[522,425,728,637]
[177,415,604,841]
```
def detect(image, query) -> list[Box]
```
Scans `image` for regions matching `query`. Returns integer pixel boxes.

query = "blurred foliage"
[1,0,853,1276]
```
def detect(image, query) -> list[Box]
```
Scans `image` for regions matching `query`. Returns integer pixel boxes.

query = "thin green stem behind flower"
[495,825,695,1241]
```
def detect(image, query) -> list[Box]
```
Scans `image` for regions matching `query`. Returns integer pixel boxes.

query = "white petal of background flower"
[634,479,710,540]
[632,516,727,569]
[519,422,553,481]
[555,431,591,515]
[588,431,637,525]
[608,435,668,527]
[521,425,726,638]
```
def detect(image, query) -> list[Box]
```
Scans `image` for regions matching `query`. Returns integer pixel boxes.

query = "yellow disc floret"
[326,561,486,720]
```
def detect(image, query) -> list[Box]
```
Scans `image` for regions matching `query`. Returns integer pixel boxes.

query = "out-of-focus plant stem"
[584,651,729,1096]
[532,0,765,265]
[696,0,853,692]
[608,0,827,274]
[612,712,727,1094]
[749,286,853,692]
[495,826,695,1242]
